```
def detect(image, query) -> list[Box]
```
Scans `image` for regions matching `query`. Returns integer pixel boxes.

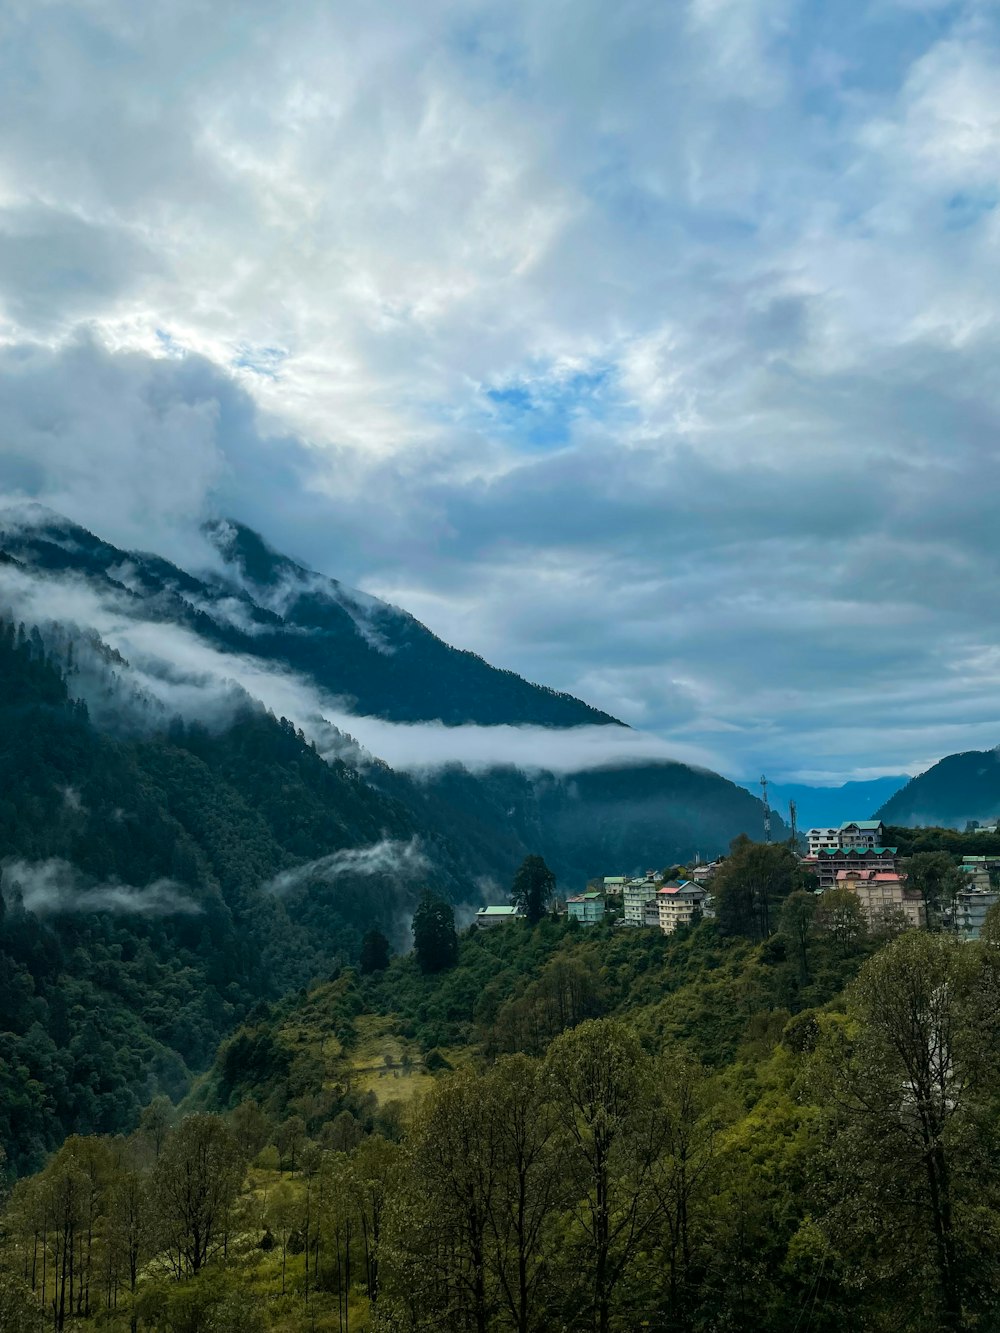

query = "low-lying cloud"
[263,837,431,897]
[1,859,202,917]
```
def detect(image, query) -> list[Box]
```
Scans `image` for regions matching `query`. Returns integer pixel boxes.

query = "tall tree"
[815,932,1000,1331]
[511,855,556,925]
[360,926,391,975]
[544,1019,664,1333]
[152,1115,244,1277]
[412,891,458,974]
[713,836,796,942]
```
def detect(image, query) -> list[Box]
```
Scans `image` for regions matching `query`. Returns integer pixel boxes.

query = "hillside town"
[475,817,1000,942]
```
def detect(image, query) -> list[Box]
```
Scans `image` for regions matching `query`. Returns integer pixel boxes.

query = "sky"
[1,0,1000,785]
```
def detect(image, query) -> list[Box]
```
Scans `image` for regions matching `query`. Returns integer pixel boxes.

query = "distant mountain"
[752,776,910,830]
[0,507,618,727]
[0,505,777,877]
[876,748,1000,829]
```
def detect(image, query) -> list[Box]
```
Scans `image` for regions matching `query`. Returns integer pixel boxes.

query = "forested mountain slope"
[0,622,452,1172]
[0,507,619,727]
[877,746,1000,827]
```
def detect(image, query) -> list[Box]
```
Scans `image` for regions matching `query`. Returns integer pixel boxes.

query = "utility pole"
[788,798,798,853]
[760,774,771,844]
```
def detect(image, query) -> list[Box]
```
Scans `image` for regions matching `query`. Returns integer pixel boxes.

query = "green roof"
[478,905,521,916]
[817,846,897,857]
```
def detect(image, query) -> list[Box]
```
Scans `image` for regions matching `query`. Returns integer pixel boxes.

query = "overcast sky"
[1,0,999,785]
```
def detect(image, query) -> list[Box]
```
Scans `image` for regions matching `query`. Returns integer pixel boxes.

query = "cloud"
[1,859,202,917]
[263,837,432,897]
[1,0,1000,786]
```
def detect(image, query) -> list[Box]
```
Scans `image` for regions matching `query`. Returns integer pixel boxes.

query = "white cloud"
[1,0,1000,785]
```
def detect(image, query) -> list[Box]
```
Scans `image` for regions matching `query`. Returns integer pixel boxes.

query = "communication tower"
[760,773,771,844]
[789,798,798,852]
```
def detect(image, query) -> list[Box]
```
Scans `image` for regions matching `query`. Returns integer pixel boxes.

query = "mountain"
[876,747,1000,829]
[0,507,619,728]
[0,508,780,1169]
[0,505,778,881]
[753,776,910,830]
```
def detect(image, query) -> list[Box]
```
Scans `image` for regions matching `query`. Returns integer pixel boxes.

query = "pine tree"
[412,892,458,974]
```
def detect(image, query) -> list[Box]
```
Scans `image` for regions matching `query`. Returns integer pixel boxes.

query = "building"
[835,869,924,930]
[603,876,628,897]
[805,845,899,889]
[475,905,525,929]
[567,891,606,926]
[623,877,662,926]
[837,820,886,849]
[807,827,841,856]
[656,881,708,935]
[642,898,661,929]
[960,855,1000,891]
[954,887,1000,941]
[806,822,886,857]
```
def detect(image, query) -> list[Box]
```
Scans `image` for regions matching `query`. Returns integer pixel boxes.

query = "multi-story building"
[566,891,606,926]
[656,881,707,935]
[807,827,841,856]
[954,887,1000,941]
[623,877,662,926]
[837,820,886,849]
[835,869,924,930]
[806,821,886,857]
[805,845,899,889]
[642,898,661,929]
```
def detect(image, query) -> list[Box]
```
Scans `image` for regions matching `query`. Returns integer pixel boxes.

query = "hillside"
[0,622,455,1172]
[7,907,1000,1332]
[876,746,1000,828]
[0,506,619,728]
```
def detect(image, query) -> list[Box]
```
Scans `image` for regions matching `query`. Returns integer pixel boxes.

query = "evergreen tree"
[511,855,556,925]
[412,892,458,974]
[360,926,391,975]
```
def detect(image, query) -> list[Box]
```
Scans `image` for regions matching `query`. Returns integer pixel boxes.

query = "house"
[475,905,525,929]
[642,898,661,928]
[603,876,628,897]
[804,846,899,889]
[623,877,661,926]
[566,891,606,926]
[656,881,707,935]
[835,869,924,930]
[837,820,886,849]
[954,888,1000,942]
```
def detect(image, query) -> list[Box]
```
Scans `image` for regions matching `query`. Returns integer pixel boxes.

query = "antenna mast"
[760,774,771,844]
[788,798,797,852]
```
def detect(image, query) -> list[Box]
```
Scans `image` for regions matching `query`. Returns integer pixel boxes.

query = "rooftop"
[839,821,884,831]
[477,905,522,917]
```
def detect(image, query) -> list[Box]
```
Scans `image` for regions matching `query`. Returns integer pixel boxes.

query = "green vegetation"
[5,900,1000,1331]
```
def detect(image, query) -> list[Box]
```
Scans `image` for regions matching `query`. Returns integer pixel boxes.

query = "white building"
[623,877,661,926]
[807,827,841,856]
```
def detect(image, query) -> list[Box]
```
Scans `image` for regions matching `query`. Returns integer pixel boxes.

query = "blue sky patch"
[485,366,616,449]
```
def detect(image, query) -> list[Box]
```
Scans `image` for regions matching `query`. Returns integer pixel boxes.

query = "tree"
[543,1019,664,1333]
[412,891,458,974]
[815,932,1000,1330]
[713,836,796,942]
[511,855,556,926]
[779,890,817,982]
[483,1054,561,1333]
[904,852,965,931]
[814,888,865,956]
[152,1116,245,1277]
[360,926,391,975]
